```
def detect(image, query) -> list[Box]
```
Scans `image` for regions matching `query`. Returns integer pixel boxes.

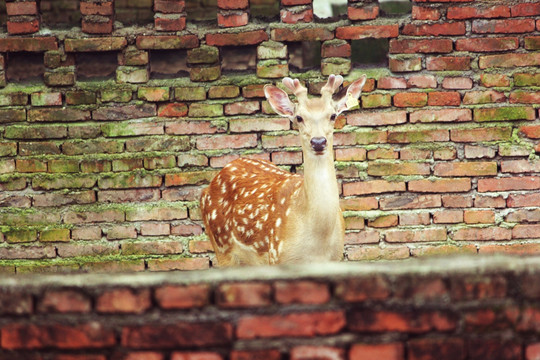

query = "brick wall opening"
[222,46,256,72]
[0,2,7,26]
[380,0,412,16]
[250,0,279,20]
[116,0,154,25]
[289,41,321,71]
[41,0,81,27]
[313,0,347,20]
[5,52,44,83]
[150,50,189,79]
[186,0,218,22]
[76,52,118,80]
[351,39,389,67]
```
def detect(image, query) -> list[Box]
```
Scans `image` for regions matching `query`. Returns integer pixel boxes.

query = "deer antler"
[320,74,344,101]
[282,77,308,102]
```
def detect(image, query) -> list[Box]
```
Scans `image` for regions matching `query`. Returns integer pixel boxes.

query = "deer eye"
[330,114,337,121]
[296,115,304,123]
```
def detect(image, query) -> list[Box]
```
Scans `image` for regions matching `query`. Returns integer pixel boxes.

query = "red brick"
[407,75,437,88]
[447,5,510,19]
[442,77,473,89]
[348,5,379,20]
[38,290,91,313]
[335,276,391,302]
[433,210,464,224]
[452,227,512,241]
[171,352,222,360]
[0,37,58,52]
[274,281,330,305]
[526,344,540,360]
[230,350,281,360]
[121,322,232,348]
[6,1,38,15]
[271,27,334,41]
[348,309,457,333]
[393,92,427,107]
[1,323,116,350]
[345,231,380,245]
[427,92,461,106]
[290,346,344,360]
[510,91,540,104]
[479,176,540,192]
[463,90,506,105]
[380,195,442,210]
[236,311,346,339]
[281,7,313,24]
[521,125,540,139]
[389,39,453,54]
[136,35,198,50]
[218,0,248,9]
[388,129,449,143]
[155,284,209,309]
[216,283,272,308]
[82,19,114,34]
[7,19,40,35]
[510,2,540,17]
[402,22,466,36]
[335,148,367,161]
[218,11,249,27]
[196,134,257,150]
[412,6,440,20]
[513,224,540,239]
[427,56,471,70]
[378,77,407,89]
[464,210,495,224]
[343,180,405,196]
[456,37,519,53]
[96,288,151,314]
[475,195,505,208]
[350,343,404,360]
[340,197,379,211]
[80,1,114,15]
[386,228,447,243]
[155,0,186,12]
[473,19,535,34]
[347,111,407,126]
[399,212,431,226]
[467,339,522,360]
[321,40,351,58]
[451,127,512,142]
[337,24,399,39]
[434,162,497,177]
[224,101,260,115]
[409,178,471,193]
[481,73,511,87]
[442,194,473,208]
[508,193,540,208]
[408,338,465,360]
[479,53,540,68]
[368,147,398,160]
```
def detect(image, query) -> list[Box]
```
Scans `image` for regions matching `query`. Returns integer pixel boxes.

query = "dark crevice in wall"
[6,52,44,83]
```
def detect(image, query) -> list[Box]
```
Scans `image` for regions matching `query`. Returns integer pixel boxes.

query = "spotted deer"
[200,74,367,266]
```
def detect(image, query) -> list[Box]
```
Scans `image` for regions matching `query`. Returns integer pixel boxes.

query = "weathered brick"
[136,35,199,49]
[409,178,471,193]
[402,22,466,36]
[472,19,535,34]
[336,25,399,39]
[389,39,453,54]
[479,53,540,69]
[271,27,333,42]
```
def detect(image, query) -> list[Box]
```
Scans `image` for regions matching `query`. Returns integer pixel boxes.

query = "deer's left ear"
[334,75,367,115]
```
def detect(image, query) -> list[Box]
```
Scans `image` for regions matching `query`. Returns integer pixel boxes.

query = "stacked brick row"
[0,0,540,272]
[2,257,540,358]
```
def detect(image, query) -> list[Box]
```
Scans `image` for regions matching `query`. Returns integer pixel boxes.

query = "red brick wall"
[1,256,540,359]
[0,0,540,272]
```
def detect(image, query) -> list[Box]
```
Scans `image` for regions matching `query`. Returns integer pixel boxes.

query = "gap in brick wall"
[379,0,412,16]
[150,50,189,79]
[0,2,6,25]
[250,0,280,20]
[289,42,321,71]
[41,0,81,28]
[76,52,117,80]
[186,0,218,22]
[351,39,389,68]
[116,0,154,25]
[313,0,347,21]
[6,52,45,83]
[221,46,257,72]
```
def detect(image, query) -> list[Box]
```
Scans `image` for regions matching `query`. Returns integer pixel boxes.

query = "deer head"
[264,74,367,158]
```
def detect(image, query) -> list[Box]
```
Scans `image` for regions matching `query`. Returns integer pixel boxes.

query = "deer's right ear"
[264,85,295,117]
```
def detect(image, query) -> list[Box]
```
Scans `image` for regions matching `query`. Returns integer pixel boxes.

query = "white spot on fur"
[276,218,282,227]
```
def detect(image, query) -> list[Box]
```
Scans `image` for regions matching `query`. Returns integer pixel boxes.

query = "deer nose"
[310,137,327,153]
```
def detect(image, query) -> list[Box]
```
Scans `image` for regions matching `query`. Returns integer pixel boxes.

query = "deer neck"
[300,150,340,227]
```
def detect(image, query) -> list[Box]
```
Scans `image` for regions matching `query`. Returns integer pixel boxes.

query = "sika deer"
[200,74,367,266]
